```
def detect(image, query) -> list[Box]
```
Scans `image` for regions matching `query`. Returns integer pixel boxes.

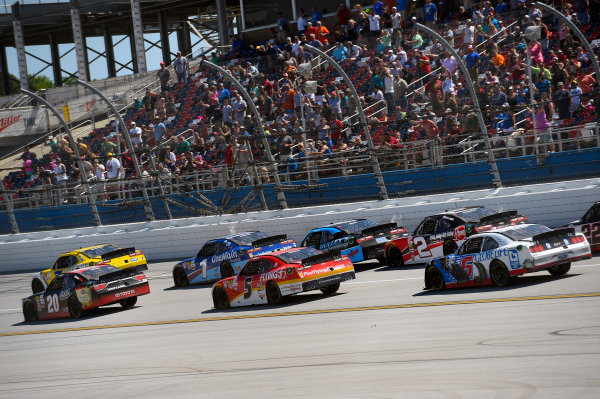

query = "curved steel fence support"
[415,23,502,189]
[21,88,102,227]
[304,44,389,200]
[76,79,157,221]
[535,2,600,80]
[199,59,287,209]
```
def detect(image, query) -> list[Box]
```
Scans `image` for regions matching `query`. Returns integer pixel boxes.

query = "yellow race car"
[31,244,147,294]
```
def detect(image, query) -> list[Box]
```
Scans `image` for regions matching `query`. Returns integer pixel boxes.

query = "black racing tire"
[23,300,38,322]
[386,245,404,267]
[32,279,45,294]
[220,262,234,279]
[490,260,511,287]
[266,281,283,305]
[119,296,137,308]
[173,266,189,287]
[212,286,230,309]
[320,283,340,295]
[548,262,571,276]
[425,265,445,291]
[68,296,83,319]
[443,239,458,256]
[376,256,386,265]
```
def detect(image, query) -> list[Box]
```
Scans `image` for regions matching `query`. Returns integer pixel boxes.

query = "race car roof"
[477,224,551,242]
[268,247,322,263]
[328,219,378,234]
[216,231,269,246]
[441,206,497,222]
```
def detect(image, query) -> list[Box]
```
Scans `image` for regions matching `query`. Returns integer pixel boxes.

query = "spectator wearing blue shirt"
[464,45,480,82]
[374,1,383,16]
[424,0,437,26]
[332,42,348,61]
[311,5,322,23]
[152,117,167,144]
[217,83,230,105]
[496,0,509,15]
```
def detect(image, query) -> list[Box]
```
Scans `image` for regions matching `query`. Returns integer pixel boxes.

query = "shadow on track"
[13,305,142,326]
[412,274,580,297]
[201,292,347,314]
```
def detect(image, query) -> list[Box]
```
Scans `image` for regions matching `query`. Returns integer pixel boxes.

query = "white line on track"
[0,308,19,312]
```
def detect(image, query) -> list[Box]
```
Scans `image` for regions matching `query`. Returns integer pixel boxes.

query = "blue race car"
[300,219,406,264]
[172,232,296,286]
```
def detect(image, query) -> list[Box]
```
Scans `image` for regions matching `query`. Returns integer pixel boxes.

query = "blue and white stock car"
[424,224,592,290]
[172,232,296,286]
[301,219,406,265]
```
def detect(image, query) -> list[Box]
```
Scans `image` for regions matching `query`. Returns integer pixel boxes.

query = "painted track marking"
[2,292,599,337]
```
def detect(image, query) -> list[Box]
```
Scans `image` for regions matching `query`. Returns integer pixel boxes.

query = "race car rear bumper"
[301,271,355,291]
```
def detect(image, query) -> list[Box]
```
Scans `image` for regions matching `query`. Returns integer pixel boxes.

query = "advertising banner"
[0,107,48,137]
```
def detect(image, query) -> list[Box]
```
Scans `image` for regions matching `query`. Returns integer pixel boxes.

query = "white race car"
[425,224,592,290]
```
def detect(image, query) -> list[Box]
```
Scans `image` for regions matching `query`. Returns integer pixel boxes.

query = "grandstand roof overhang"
[0,0,222,46]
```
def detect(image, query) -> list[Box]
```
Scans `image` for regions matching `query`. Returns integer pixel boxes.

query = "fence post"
[415,23,502,189]
[1,185,19,234]
[199,59,287,209]
[304,44,389,200]
[20,88,102,227]
[76,80,156,221]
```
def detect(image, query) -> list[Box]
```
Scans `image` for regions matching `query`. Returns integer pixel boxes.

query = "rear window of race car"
[227,231,269,245]
[453,207,497,222]
[81,244,120,258]
[498,224,551,242]
[276,247,321,263]
[334,220,378,234]
[78,265,120,280]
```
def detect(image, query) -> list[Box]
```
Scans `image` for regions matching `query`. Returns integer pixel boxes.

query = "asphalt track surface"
[1,255,599,398]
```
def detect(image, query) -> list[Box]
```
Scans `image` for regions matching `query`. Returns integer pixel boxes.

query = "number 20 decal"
[46,294,59,313]
[413,237,432,258]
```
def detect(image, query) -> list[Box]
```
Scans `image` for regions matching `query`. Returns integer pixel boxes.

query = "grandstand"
[0,0,599,234]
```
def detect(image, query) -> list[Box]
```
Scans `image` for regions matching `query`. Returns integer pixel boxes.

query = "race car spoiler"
[301,251,343,266]
[101,247,137,261]
[251,234,288,248]
[479,211,523,226]
[532,227,576,244]
[98,264,148,282]
[360,223,400,237]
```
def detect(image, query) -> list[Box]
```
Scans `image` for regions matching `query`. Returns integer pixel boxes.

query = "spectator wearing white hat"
[129,121,143,149]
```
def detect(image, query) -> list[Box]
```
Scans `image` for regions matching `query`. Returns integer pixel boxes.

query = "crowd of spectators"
[4,0,600,202]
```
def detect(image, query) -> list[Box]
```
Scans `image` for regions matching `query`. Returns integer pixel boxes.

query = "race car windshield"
[499,224,551,241]
[454,207,496,222]
[334,220,378,235]
[276,247,321,263]
[228,231,269,246]
[81,244,120,258]
[77,265,120,280]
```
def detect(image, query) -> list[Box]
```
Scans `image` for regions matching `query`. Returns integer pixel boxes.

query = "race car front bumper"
[301,271,356,291]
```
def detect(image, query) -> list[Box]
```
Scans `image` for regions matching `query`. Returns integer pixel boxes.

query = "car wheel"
[490,261,511,287]
[32,279,45,294]
[266,281,282,305]
[212,286,230,309]
[220,262,234,279]
[119,296,137,308]
[23,300,38,322]
[443,239,458,256]
[386,245,404,267]
[320,283,340,295]
[548,262,571,276]
[68,296,83,319]
[425,265,445,290]
[173,266,189,287]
